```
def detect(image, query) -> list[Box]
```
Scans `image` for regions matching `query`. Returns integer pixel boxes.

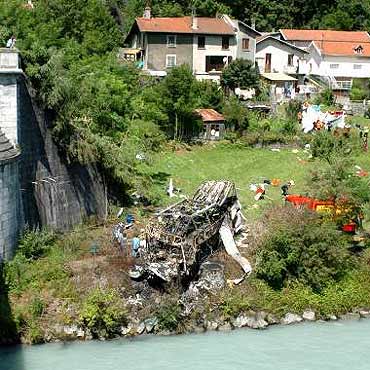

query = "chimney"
[191,8,198,30]
[251,17,256,30]
[143,6,151,19]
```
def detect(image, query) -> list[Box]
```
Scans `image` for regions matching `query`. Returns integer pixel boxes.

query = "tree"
[221,59,259,92]
[161,65,198,139]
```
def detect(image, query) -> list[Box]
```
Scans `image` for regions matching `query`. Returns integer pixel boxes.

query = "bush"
[255,207,352,292]
[156,301,182,332]
[218,290,251,319]
[18,229,57,260]
[313,88,335,106]
[80,288,127,338]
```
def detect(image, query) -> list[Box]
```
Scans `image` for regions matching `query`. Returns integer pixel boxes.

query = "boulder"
[266,313,279,325]
[340,313,360,321]
[205,321,219,331]
[359,310,370,319]
[218,322,232,331]
[328,315,337,321]
[63,325,78,336]
[76,328,85,338]
[281,313,303,325]
[232,313,268,330]
[144,317,158,333]
[137,322,146,335]
[302,310,316,321]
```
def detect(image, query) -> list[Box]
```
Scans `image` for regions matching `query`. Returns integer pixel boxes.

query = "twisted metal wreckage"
[130,180,252,288]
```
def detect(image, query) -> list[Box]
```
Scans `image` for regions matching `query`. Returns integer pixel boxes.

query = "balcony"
[283,65,298,75]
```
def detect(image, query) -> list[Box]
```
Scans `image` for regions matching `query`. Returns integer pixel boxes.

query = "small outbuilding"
[195,109,225,140]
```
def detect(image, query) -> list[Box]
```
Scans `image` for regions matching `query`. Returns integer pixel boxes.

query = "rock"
[302,310,316,321]
[328,315,337,321]
[218,322,232,331]
[281,313,303,325]
[144,317,158,333]
[194,326,205,334]
[359,310,370,319]
[340,313,360,321]
[266,313,279,325]
[63,325,78,336]
[205,321,218,331]
[76,328,85,338]
[85,329,93,340]
[121,325,132,336]
[232,315,249,328]
[137,322,146,335]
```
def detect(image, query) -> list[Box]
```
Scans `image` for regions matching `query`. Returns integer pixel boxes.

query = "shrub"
[285,99,301,123]
[218,290,251,319]
[18,229,57,260]
[80,288,127,338]
[255,206,352,292]
[313,88,335,106]
[156,301,182,332]
[29,297,44,318]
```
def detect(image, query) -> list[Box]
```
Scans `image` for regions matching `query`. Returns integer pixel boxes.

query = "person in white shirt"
[6,36,16,48]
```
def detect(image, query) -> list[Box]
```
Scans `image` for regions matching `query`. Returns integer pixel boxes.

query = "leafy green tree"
[221,59,259,92]
[161,64,198,139]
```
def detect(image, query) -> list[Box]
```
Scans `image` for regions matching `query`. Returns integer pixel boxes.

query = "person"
[131,237,140,258]
[6,36,16,49]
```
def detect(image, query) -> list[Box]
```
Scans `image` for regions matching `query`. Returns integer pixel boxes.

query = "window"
[167,35,176,48]
[330,63,339,69]
[354,64,362,70]
[242,38,250,50]
[287,54,294,66]
[354,45,363,54]
[198,36,205,49]
[166,54,176,68]
[222,36,230,50]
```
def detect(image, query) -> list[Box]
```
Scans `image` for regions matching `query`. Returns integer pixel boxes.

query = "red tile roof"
[136,17,235,35]
[280,29,370,43]
[312,41,370,57]
[281,29,370,57]
[195,109,225,122]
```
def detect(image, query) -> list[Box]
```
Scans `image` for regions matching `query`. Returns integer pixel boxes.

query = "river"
[1,320,369,370]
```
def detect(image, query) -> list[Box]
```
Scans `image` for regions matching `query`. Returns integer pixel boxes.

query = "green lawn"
[152,144,316,219]
[151,142,370,220]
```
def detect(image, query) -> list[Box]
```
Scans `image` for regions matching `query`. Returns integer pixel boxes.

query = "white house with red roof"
[279,29,370,90]
[123,8,260,81]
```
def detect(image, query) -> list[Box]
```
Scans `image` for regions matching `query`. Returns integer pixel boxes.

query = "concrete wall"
[193,35,236,73]
[235,24,256,62]
[0,50,108,259]
[0,75,18,146]
[17,78,108,231]
[147,33,193,71]
[256,39,304,74]
[0,158,21,260]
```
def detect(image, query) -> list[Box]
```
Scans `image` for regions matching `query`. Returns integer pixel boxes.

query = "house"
[279,29,370,91]
[123,8,260,81]
[195,109,225,140]
[256,35,308,75]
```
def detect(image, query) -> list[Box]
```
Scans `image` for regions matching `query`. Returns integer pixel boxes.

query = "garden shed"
[195,109,225,140]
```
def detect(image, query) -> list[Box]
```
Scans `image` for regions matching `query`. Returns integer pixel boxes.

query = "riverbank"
[3,320,370,370]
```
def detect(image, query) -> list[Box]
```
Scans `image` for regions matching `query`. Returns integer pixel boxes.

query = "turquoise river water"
[1,320,370,370]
